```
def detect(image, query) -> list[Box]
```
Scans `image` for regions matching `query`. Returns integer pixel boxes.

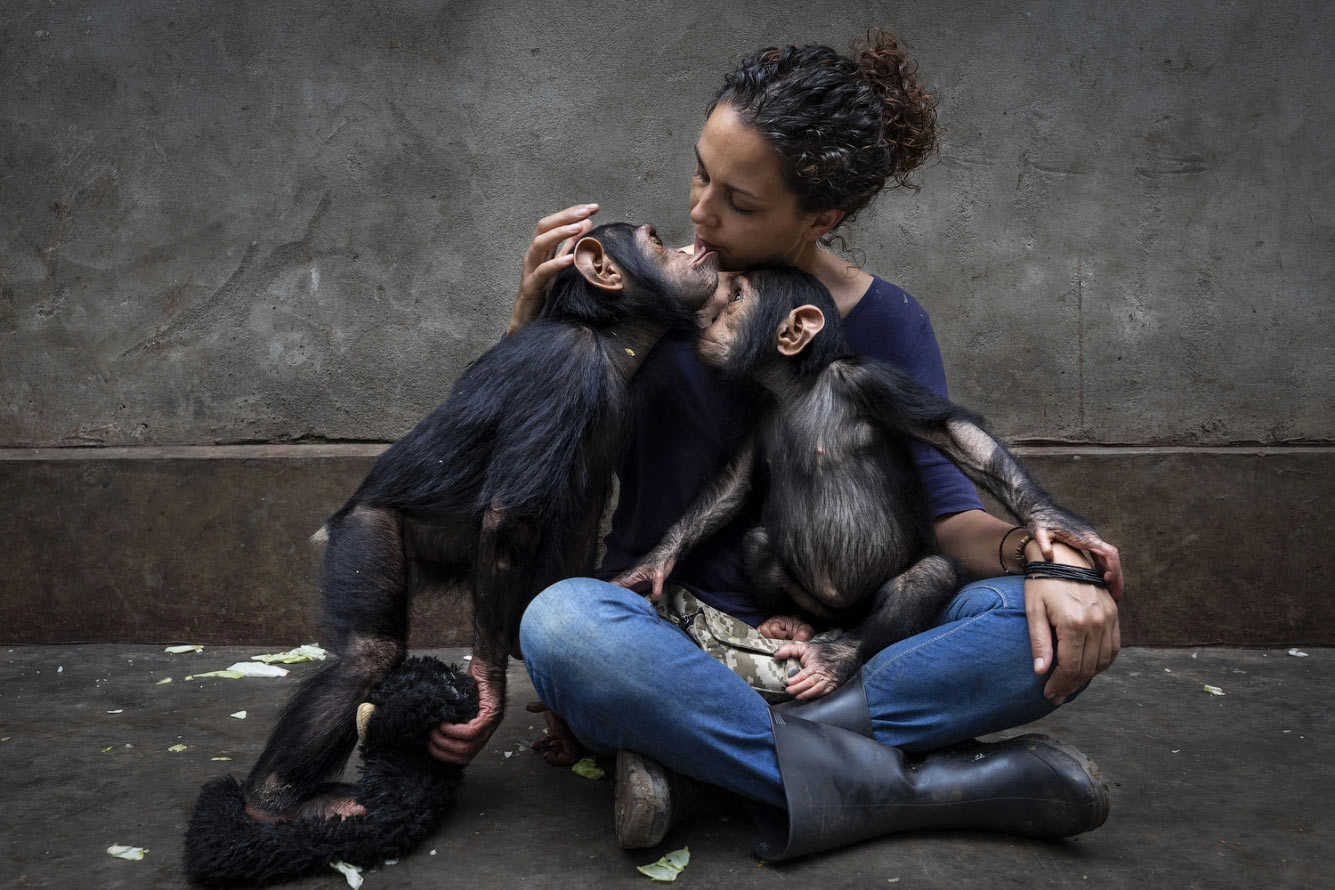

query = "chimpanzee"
[240,223,720,821]
[614,265,1116,700]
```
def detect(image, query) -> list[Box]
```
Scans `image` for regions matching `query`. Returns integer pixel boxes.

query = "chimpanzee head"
[542,222,720,329]
[695,265,849,380]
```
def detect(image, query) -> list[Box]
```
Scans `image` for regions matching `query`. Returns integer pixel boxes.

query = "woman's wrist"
[1023,538,1093,568]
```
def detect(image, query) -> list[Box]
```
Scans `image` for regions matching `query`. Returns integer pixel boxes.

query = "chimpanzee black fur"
[185,222,718,881]
[184,656,477,886]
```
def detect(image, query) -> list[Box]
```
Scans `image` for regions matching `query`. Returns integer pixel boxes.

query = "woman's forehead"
[697,105,787,200]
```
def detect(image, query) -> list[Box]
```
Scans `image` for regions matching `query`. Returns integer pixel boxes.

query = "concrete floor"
[0,645,1329,890]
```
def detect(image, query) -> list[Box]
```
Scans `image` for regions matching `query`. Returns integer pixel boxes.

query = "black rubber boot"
[772,674,873,736]
[751,712,1110,861]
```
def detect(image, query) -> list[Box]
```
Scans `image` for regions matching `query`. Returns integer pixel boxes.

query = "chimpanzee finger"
[1096,545,1125,601]
[1034,526,1055,562]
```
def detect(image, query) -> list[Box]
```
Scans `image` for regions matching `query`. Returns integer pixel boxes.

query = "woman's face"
[689,104,830,272]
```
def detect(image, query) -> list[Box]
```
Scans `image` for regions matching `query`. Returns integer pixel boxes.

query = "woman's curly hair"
[709,28,938,230]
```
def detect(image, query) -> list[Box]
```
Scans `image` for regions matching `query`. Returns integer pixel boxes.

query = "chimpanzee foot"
[244,782,367,822]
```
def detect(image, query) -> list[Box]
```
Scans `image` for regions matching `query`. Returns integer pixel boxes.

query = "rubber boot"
[751,711,1109,861]
[773,674,873,736]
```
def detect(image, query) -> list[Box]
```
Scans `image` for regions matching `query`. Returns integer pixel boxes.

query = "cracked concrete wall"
[3,0,1330,449]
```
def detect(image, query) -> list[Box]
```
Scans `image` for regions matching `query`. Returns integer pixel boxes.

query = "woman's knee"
[937,574,1025,624]
[519,577,651,670]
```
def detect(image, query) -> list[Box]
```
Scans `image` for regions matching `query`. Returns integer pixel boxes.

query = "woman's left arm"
[935,509,1121,704]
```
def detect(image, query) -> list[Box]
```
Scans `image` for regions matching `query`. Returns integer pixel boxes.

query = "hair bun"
[854,28,938,186]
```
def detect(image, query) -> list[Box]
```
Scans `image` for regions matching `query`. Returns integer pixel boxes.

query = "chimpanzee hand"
[508,204,601,335]
[525,700,587,766]
[1026,506,1124,601]
[427,660,504,765]
[773,634,859,701]
[610,549,677,603]
[756,615,815,641]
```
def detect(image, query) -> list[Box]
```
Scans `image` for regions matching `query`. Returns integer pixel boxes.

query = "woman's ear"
[572,237,624,293]
[802,208,845,243]
[776,304,826,356]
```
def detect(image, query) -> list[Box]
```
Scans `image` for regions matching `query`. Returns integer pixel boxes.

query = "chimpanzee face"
[695,270,760,369]
[635,224,720,310]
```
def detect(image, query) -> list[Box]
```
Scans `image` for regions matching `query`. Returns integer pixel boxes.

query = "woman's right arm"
[506,203,601,335]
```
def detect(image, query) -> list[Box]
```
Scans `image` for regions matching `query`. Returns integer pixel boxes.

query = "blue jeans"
[519,576,1073,810]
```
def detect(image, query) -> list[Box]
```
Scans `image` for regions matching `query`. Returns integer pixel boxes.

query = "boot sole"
[614,750,672,849]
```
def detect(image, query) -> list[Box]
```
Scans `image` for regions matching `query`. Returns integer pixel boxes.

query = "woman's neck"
[793,243,874,317]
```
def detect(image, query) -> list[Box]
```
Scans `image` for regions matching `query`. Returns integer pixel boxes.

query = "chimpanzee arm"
[835,358,1116,564]
[611,440,756,601]
[428,503,539,764]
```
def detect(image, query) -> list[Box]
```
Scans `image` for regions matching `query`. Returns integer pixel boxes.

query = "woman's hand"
[1025,541,1121,704]
[507,203,600,335]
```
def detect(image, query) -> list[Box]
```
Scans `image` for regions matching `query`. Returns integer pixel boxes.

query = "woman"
[436,30,1123,858]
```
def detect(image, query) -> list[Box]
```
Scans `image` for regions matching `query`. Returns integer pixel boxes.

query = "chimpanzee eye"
[730,285,743,302]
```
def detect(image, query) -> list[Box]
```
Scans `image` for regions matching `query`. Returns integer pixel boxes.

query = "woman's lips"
[693,236,720,267]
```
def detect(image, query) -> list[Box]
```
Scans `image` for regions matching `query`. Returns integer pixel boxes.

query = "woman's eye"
[729,199,755,215]
[694,166,709,183]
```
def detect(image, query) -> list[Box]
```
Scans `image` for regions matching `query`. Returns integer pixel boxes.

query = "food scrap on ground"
[185,670,245,681]
[230,711,247,719]
[572,757,605,780]
[638,847,690,882]
[226,662,291,678]
[252,644,327,664]
[164,645,204,654]
[107,844,148,861]
[330,860,364,888]
[1203,684,1225,696]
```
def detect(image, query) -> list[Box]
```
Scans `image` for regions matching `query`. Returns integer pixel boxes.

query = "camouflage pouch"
[657,584,798,703]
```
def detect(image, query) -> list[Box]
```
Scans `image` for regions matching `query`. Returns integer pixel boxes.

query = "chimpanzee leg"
[785,555,959,699]
[472,504,543,693]
[243,505,410,818]
[852,555,960,662]
[743,525,835,622]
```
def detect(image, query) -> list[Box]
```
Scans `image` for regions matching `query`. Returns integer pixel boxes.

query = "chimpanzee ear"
[776,305,826,356]
[572,237,624,294]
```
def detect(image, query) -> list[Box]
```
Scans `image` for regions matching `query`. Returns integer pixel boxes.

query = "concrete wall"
[2,1,1331,645]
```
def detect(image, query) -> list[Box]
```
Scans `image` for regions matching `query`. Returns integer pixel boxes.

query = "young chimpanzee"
[240,223,720,821]
[614,266,1116,700]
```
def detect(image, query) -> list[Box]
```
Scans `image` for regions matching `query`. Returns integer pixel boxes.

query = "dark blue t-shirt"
[599,275,983,625]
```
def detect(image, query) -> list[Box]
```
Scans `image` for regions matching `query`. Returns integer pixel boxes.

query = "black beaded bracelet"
[1023,561,1109,588]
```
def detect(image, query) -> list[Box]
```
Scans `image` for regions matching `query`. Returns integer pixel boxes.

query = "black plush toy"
[184,656,478,887]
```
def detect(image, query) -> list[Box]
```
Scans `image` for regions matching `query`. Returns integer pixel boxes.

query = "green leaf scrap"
[638,847,690,882]
[571,757,605,780]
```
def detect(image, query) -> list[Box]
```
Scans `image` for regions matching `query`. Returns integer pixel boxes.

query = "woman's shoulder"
[843,274,937,361]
